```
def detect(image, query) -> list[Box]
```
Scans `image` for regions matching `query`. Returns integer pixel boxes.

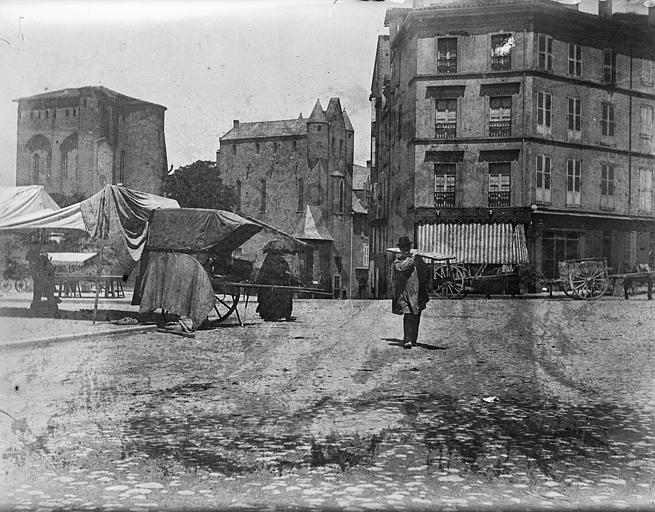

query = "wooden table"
[54,273,125,299]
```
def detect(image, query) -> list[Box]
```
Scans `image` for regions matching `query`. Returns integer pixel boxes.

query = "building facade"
[14,86,168,197]
[218,98,364,297]
[370,0,655,296]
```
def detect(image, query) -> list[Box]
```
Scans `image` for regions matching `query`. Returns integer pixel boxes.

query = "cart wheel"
[559,283,573,298]
[433,264,466,299]
[14,278,28,293]
[569,261,609,300]
[0,280,12,294]
[213,289,240,322]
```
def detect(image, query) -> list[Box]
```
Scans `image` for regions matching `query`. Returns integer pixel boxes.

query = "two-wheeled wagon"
[135,208,330,332]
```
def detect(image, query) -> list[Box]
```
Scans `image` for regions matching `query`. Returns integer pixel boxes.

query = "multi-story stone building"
[370,0,655,295]
[369,34,392,297]
[14,86,168,196]
[218,98,364,297]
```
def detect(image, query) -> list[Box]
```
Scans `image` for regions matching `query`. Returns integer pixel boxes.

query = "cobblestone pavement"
[0,291,149,346]
[1,297,655,511]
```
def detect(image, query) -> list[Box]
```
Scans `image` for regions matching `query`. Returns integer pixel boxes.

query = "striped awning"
[416,223,529,265]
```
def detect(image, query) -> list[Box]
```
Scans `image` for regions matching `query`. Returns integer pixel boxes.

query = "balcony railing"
[435,122,457,139]
[489,120,511,137]
[491,55,511,71]
[434,191,455,208]
[488,190,510,207]
[437,59,457,74]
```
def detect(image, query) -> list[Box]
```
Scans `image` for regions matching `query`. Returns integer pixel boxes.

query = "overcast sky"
[0,0,649,187]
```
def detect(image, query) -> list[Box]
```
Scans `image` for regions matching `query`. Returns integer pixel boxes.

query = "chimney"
[233,120,239,128]
[598,0,612,18]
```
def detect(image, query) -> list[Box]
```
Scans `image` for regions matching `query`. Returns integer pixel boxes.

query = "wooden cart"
[211,280,332,327]
[542,258,610,300]
[608,265,654,300]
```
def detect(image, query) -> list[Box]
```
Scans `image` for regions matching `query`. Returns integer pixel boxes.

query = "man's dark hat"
[397,236,413,248]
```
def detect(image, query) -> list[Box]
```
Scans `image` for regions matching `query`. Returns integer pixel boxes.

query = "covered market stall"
[0,185,178,317]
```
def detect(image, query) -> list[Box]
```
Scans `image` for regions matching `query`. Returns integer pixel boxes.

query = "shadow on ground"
[383,337,448,350]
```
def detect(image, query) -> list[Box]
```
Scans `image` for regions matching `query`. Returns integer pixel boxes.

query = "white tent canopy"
[0,185,179,270]
[0,186,60,224]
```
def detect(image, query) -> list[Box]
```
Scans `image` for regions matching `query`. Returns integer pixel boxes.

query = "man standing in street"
[392,236,429,349]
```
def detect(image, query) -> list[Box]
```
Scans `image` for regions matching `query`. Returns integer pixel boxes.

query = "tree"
[164,160,236,210]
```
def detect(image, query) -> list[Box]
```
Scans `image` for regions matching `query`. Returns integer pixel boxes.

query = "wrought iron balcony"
[437,59,457,74]
[488,191,510,207]
[435,122,457,139]
[491,55,511,71]
[489,120,511,137]
[434,191,455,208]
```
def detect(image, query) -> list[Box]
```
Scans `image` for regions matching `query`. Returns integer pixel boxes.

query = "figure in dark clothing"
[256,251,294,321]
[26,245,58,311]
[391,236,429,349]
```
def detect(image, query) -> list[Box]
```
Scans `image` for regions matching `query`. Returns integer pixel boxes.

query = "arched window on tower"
[338,179,345,213]
[236,180,242,212]
[32,154,40,183]
[260,179,266,213]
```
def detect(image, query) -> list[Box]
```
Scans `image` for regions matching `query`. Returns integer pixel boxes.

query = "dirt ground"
[1,296,655,510]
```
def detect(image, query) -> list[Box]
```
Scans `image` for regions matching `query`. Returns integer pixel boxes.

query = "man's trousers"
[403,311,421,344]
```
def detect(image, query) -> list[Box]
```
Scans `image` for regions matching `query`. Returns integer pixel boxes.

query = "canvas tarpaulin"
[80,185,179,261]
[0,185,179,275]
[0,186,60,223]
[146,208,262,254]
[0,202,86,231]
[138,252,215,327]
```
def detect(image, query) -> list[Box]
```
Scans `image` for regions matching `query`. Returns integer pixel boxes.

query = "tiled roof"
[308,99,327,123]
[292,205,334,241]
[14,86,165,108]
[220,118,308,141]
[342,109,354,132]
[325,98,342,122]
[352,192,367,215]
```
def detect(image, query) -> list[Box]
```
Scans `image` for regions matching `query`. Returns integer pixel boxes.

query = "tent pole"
[92,242,104,324]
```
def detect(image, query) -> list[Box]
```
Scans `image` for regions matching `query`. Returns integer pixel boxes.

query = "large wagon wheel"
[213,288,240,322]
[433,264,467,299]
[569,261,609,300]
[14,278,28,293]
[559,282,574,298]
[0,280,12,295]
